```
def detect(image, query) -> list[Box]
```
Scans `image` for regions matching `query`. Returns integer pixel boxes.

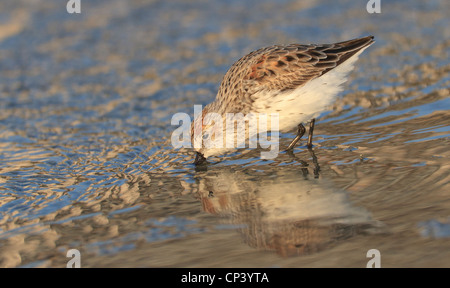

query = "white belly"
[250,48,367,132]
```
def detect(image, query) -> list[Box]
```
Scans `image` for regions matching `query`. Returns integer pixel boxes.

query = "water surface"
[0,0,449,267]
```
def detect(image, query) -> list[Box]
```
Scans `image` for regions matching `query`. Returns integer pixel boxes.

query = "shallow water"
[0,0,449,267]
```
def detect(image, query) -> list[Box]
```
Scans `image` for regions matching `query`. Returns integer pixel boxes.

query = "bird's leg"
[286,148,309,167]
[308,148,320,178]
[285,123,306,151]
[286,148,296,159]
[307,118,315,149]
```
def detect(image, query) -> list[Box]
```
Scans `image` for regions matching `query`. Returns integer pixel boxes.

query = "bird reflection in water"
[194,151,385,257]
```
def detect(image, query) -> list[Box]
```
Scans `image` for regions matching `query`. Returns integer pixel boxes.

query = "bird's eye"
[202,133,209,140]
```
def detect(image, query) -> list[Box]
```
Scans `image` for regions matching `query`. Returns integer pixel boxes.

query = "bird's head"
[191,106,230,165]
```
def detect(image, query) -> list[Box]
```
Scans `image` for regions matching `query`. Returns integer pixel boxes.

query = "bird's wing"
[243,36,375,91]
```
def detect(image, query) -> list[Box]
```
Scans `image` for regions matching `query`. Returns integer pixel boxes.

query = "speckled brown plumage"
[192,36,375,162]
[213,36,374,114]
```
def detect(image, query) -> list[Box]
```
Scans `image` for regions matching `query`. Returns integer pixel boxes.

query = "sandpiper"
[192,36,375,165]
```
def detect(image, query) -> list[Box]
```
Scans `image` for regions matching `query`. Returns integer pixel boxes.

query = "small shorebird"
[192,36,374,165]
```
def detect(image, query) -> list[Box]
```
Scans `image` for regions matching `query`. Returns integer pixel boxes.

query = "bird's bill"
[194,151,207,165]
